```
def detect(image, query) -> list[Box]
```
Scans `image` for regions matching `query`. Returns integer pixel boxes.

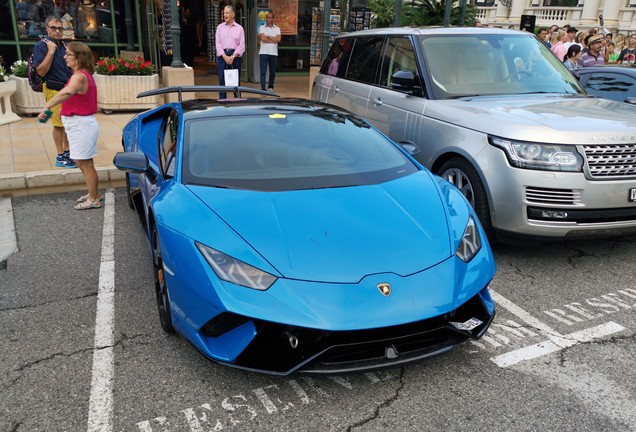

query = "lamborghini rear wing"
[137,86,273,102]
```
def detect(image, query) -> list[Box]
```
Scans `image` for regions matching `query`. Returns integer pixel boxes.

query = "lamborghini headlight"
[490,136,583,172]
[196,242,277,290]
[455,216,481,263]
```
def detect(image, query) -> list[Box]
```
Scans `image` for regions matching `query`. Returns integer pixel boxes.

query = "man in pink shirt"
[215,5,245,98]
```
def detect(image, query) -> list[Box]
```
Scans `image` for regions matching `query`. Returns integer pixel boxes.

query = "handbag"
[224,68,239,87]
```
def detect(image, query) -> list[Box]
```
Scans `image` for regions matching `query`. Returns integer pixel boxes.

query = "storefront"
[0,0,144,65]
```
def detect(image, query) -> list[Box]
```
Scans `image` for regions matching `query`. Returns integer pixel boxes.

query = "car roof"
[335,26,524,38]
[180,97,351,120]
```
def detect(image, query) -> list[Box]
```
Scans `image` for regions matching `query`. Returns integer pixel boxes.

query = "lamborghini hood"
[187,172,453,283]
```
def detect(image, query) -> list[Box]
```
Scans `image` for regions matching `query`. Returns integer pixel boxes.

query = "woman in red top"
[38,42,100,210]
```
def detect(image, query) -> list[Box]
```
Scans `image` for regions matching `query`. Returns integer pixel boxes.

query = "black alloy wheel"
[152,225,175,333]
[125,173,134,209]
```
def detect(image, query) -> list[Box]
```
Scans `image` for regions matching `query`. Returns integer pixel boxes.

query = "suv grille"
[526,187,580,205]
[582,144,636,178]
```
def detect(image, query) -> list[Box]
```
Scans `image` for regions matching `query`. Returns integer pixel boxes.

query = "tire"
[152,225,175,333]
[125,173,134,209]
[437,157,493,241]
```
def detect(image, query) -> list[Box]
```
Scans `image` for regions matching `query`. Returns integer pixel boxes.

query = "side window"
[345,36,384,84]
[160,110,179,178]
[379,36,418,88]
[584,73,636,102]
[320,38,353,78]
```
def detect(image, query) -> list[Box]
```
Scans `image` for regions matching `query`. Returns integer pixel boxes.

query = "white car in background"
[312,27,636,244]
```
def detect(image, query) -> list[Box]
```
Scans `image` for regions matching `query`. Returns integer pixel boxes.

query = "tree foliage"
[368,0,479,28]
[367,0,395,28]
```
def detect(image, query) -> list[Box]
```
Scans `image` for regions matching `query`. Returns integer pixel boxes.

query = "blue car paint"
[117,99,496,372]
[148,168,495,364]
[184,172,452,282]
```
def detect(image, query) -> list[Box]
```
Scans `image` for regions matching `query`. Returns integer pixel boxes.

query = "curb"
[0,166,125,196]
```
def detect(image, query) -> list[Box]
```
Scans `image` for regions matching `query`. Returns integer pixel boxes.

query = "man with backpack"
[32,16,75,168]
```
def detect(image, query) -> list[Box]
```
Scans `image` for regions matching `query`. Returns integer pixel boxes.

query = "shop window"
[12,0,118,43]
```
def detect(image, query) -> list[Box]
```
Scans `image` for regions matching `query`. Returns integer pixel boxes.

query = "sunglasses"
[48,25,64,32]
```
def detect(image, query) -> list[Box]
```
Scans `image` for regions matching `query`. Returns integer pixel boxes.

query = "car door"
[580,70,636,104]
[365,35,427,143]
[139,108,180,230]
[313,36,382,116]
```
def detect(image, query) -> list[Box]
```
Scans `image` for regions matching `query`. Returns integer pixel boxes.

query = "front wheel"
[125,173,134,209]
[152,225,175,333]
[437,157,493,241]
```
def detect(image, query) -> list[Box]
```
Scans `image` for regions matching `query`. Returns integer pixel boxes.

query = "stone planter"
[0,80,21,126]
[9,76,46,115]
[94,73,161,114]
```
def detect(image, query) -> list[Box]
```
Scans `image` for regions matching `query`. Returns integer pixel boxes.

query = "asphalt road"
[1,189,635,432]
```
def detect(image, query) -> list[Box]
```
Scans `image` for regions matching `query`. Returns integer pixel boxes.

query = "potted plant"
[0,58,21,125]
[94,56,160,113]
[9,59,46,115]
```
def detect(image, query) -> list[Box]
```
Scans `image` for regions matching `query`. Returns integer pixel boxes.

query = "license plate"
[631,188,636,202]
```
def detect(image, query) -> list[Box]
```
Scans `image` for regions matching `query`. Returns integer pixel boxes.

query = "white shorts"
[61,114,99,160]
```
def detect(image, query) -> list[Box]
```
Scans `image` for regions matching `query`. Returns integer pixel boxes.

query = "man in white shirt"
[258,12,281,92]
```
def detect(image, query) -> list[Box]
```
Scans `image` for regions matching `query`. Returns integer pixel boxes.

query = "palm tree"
[368,0,395,28]
[402,0,478,27]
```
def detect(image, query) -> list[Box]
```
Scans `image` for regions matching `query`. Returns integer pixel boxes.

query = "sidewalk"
[0,73,312,196]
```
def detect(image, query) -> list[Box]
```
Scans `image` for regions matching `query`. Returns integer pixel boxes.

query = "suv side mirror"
[626,97,636,105]
[390,70,417,93]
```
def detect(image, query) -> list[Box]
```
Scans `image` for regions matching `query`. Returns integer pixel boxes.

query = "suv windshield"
[183,111,418,191]
[419,33,584,99]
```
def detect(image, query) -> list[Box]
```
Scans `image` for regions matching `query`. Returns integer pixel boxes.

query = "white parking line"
[489,289,625,368]
[0,198,18,263]
[87,190,116,432]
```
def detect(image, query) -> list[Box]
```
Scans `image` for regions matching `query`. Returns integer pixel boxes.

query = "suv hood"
[429,95,636,144]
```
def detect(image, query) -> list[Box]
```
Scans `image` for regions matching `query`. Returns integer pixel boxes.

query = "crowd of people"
[539,24,636,70]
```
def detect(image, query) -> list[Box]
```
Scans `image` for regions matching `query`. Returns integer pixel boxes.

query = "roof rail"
[137,86,273,102]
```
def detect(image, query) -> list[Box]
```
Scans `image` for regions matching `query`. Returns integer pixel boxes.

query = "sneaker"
[56,155,77,168]
[268,88,276,95]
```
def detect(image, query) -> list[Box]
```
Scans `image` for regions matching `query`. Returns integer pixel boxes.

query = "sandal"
[76,193,102,203]
[73,198,103,210]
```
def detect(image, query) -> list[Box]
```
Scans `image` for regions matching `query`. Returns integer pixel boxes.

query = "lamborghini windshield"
[183,111,418,191]
[420,33,584,99]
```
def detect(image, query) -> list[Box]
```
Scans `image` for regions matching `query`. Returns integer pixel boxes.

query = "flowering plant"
[10,60,28,78]
[0,57,8,82]
[96,56,155,76]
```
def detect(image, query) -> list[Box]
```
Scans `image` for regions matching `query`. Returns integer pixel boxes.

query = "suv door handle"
[373,98,383,106]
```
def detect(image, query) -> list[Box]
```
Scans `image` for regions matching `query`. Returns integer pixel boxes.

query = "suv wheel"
[438,157,493,241]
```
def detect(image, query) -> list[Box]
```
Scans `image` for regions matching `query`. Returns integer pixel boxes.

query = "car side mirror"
[398,140,420,156]
[626,97,636,105]
[113,151,149,173]
[390,70,417,93]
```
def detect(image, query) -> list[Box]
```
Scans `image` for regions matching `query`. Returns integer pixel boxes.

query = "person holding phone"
[33,16,75,168]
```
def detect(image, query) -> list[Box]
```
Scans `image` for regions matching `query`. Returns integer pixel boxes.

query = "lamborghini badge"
[377,283,391,297]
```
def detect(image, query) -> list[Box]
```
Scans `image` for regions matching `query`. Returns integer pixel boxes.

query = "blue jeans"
[218,49,242,98]
[259,54,277,90]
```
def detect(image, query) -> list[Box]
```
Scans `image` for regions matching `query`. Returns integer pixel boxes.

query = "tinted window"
[379,36,419,88]
[583,72,636,102]
[420,33,583,99]
[320,38,353,78]
[345,37,384,84]
[183,112,418,191]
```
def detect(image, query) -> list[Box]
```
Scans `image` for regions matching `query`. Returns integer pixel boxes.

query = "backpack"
[27,53,43,92]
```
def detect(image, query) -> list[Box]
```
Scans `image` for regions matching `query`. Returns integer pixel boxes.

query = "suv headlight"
[196,242,278,290]
[490,136,583,172]
[455,216,481,263]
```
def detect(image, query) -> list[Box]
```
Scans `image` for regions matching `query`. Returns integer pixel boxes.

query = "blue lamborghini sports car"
[114,87,496,375]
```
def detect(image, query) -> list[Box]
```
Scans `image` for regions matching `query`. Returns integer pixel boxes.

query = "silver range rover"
[311,27,636,243]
